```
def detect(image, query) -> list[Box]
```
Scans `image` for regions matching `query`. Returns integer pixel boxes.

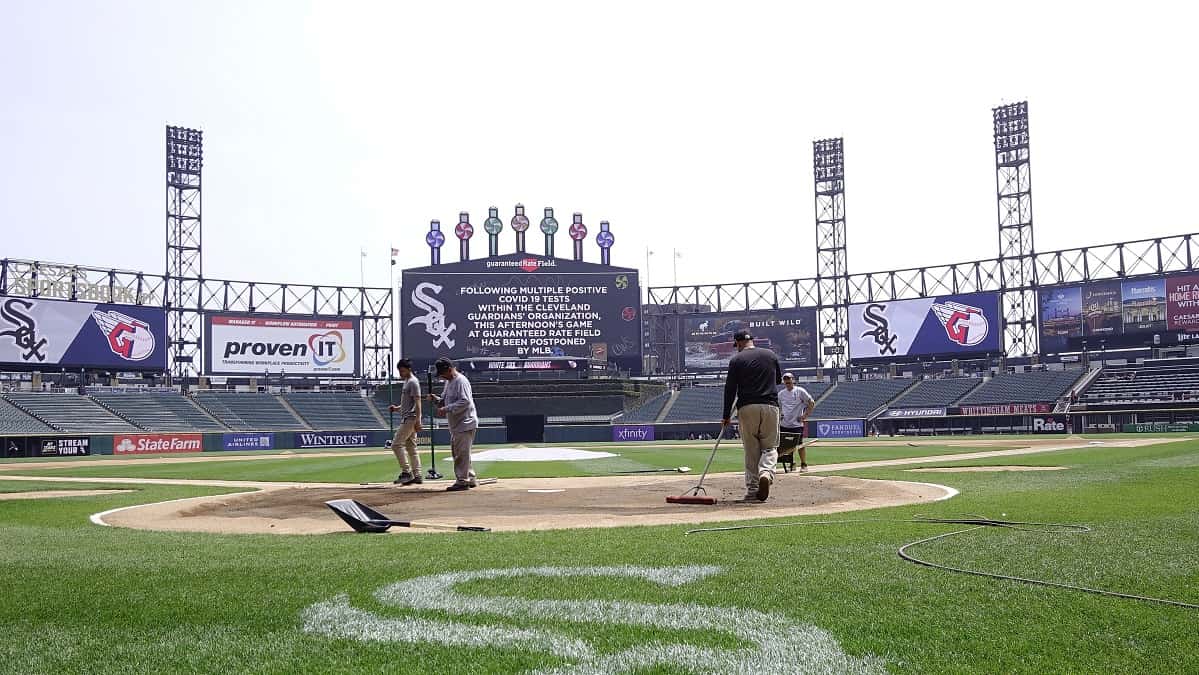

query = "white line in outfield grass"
[303,566,885,674]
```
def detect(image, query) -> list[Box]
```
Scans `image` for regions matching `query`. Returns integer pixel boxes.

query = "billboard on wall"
[679,308,818,371]
[204,313,361,377]
[0,297,167,371]
[848,292,1001,362]
[1039,272,1199,352]
[401,253,642,373]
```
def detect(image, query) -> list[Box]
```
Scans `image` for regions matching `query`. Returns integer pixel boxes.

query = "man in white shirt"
[778,373,815,472]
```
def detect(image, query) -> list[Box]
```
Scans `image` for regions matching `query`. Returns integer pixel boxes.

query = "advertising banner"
[958,403,1052,416]
[0,297,167,371]
[1029,416,1067,433]
[1040,272,1199,352]
[37,437,91,456]
[1123,422,1199,433]
[812,419,864,438]
[1166,274,1199,331]
[295,431,370,448]
[204,313,361,377]
[612,425,655,442]
[221,433,275,451]
[848,292,1001,361]
[401,253,642,374]
[679,308,818,370]
[882,408,947,418]
[113,433,203,455]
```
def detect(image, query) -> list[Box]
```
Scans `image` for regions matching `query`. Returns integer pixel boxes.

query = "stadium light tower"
[993,101,1037,357]
[165,125,203,385]
[813,138,848,372]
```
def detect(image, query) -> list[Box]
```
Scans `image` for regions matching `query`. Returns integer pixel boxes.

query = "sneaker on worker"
[756,473,772,501]
[800,464,809,473]
[394,471,413,485]
[401,473,422,486]
[445,483,471,492]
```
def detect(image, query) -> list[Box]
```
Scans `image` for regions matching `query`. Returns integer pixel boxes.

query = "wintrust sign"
[296,432,369,449]
[113,433,202,454]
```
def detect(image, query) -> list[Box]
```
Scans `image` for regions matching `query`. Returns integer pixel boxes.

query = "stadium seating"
[193,392,307,431]
[617,391,672,423]
[957,370,1083,405]
[283,392,384,430]
[0,396,56,433]
[790,381,832,401]
[811,379,914,419]
[3,393,141,433]
[1080,362,1199,409]
[889,378,982,408]
[90,392,228,432]
[662,387,725,423]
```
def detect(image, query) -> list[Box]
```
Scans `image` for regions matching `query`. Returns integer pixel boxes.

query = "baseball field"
[1,435,1197,673]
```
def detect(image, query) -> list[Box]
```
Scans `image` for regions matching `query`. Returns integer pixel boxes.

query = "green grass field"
[1,436,1197,672]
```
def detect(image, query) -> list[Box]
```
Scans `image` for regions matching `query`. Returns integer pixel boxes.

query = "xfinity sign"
[612,425,655,442]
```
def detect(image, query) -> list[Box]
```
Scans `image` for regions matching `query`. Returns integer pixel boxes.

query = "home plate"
[527,489,566,493]
[456,447,619,462]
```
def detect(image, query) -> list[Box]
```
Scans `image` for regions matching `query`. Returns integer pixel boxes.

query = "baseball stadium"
[5,18,1199,671]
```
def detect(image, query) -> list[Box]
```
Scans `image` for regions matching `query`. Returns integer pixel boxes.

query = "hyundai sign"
[204,313,361,377]
[0,297,167,371]
[849,292,1001,362]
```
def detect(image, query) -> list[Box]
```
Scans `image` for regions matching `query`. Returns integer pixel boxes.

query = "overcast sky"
[3,1,1197,295]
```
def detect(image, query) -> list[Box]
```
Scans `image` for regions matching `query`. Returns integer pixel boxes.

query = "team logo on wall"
[408,282,457,349]
[0,298,47,362]
[931,300,988,347]
[859,303,898,356]
[91,310,156,361]
[308,330,347,366]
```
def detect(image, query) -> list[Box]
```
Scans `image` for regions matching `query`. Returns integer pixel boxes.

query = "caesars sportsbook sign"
[0,296,167,370]
[401,253,642,373]
[204,313,361,377]
[848,292,1001,362]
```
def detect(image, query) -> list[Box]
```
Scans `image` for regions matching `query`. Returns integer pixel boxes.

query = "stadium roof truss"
[647,232,1197,358]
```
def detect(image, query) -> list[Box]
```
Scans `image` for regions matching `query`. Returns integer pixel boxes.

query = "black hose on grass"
[686,515,1199,611]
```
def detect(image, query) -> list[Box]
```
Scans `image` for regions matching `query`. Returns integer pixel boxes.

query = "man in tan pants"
[721,329,783,502]
[430,357,478,491]
[389,359,423,485]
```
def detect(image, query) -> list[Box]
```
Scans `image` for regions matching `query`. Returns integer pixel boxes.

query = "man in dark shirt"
[721,329,784,501]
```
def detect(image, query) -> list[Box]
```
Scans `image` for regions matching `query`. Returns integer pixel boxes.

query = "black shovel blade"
[326,498,394,533]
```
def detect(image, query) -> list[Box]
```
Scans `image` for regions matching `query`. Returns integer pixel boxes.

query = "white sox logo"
[408,282,457,349]
[860,303,897,355]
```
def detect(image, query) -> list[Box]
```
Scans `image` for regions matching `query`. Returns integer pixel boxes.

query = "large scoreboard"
[1039,273,1199,352]
[401,253,642,373]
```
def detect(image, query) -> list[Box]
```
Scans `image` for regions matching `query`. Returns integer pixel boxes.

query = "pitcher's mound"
[99,473,955,535]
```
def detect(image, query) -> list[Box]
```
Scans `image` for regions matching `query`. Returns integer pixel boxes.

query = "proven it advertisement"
[848,292,1001,362]
[204,313,361,377]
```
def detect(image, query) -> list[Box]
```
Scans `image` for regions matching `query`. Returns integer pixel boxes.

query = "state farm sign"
[113,433,203,455]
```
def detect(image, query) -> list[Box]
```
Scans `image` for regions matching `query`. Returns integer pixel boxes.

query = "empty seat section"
[890,378,982,408]
[283,393,383,429]
[959,370,1082,405]
[3,393,141,433]
[0,397,56,433]
[811,379,914,419]
[1080,363,1199,407]
[662,388,726,423]
[90,392,227,432]
[193,392,305,431]
[618,392,672,423]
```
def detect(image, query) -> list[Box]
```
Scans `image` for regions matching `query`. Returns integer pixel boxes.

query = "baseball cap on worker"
[733,329,752,342]
[434,357,454,374]
[783,372,794,380]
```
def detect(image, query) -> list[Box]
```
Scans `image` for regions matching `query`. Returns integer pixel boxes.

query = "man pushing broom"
[721,329,783,502]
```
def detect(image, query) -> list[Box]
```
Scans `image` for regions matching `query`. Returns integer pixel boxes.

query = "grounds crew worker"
[779,372,816,472]
[721,329,784,502]
[430,357,478,491]
[388,359,423,485]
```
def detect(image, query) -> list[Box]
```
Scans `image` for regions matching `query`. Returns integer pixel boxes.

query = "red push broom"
[666,425,727,505]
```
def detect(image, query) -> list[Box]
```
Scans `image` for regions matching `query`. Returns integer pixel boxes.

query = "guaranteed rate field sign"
[401,253,642,373]
[204,313,361,377]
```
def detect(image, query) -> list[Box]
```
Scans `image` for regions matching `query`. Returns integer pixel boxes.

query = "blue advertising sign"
[679,308,819,370]
[813,419,864,438]
[221,433,275,451]
[848,292,1001,362]
[612,425,655,442]
[401,253,642,374]
[0,297,168,371]
[295,431,371,449]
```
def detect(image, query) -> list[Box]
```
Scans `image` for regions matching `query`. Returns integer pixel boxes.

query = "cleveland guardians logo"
[931,300,989,347]
[91,310,156,361]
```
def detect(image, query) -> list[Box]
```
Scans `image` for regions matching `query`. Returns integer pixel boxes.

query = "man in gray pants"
[388,358,422,485]
[430,357,478,491]
[721,329,783,502]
